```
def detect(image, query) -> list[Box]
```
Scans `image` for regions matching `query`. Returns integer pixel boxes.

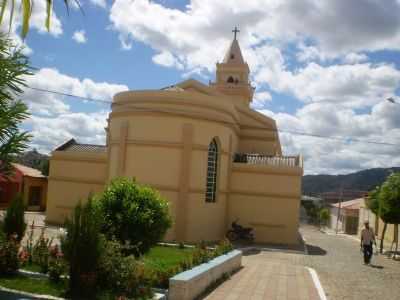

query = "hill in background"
[15,149,49,176]
[302,167,400,195]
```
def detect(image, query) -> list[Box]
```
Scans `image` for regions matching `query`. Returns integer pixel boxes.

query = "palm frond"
[0,0,8,25]
[45,0,52,32]
[21,0,32,39]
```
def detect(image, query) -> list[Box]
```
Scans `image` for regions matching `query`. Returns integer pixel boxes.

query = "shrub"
[0,235,20,275]
[61,197,103,297]
[48,245,66,283]
[192,246,212,266]
[213,239,233,257]
[24,221,35,264]
[98,239,153,298]
[3,194,26,241]
[96,178,172,256]
[319,208,330,226]
[32,228,53,273]
[97,238,126,290]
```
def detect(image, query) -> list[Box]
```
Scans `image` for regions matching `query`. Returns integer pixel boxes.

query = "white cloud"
[21,69,129,153]
[252,91,272,109]
[89,0,107,9]
[109,0,400,71]
[152,51,183,69]
[259,100,400,174]
[72,30,87,44]
[343,53,368,64]
[26,111,109,154]
[254,58,400,109]
[22,68,128,116]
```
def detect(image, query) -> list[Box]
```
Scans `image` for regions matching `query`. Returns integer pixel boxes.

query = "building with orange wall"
[0,163,47,211]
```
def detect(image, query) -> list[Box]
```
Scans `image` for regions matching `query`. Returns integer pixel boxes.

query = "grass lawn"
[0,274,66,297]
[142,245,195,271]
[0,246,196,297]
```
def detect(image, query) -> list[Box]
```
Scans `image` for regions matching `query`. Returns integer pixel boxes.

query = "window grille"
[205,139,218,202]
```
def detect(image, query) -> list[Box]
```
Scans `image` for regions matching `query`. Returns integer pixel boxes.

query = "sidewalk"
[203,251,325,300]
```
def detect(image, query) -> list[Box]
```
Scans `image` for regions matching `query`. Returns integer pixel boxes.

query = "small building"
[329,198,364,234]
[0,163,47,211]
[46,32,303,245]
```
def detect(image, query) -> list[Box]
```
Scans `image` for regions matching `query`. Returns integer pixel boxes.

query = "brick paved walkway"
[203,251,321,300]
[204,225,400,300]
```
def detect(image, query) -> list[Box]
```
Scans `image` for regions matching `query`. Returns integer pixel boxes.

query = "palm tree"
[0,0,81,38]
[0,33,31,176]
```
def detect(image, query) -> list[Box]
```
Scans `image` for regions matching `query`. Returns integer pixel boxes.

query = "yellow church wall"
[46,151,107,225]
[229,163,302,244]
[107,102,237,242]
[184,193,228,242]
[46,180,105,225]
[238,139,278,155]
[124,146,181,187]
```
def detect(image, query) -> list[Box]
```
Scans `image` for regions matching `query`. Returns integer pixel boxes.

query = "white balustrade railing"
[233,153,302,168]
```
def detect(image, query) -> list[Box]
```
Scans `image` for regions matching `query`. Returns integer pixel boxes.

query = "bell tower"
[211,27,254,106]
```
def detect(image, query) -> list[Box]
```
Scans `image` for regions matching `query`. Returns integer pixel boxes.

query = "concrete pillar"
[176,123,193,241]
[117,121,129,176]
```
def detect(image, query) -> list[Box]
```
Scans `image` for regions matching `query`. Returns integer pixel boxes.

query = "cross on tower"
[232,26,240,40]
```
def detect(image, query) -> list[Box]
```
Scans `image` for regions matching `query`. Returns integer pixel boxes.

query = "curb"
[239,246,305,255]
[0,285,66,300]
[306,267,327,300]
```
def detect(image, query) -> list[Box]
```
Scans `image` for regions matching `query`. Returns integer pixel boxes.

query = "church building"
[46,31,303,245]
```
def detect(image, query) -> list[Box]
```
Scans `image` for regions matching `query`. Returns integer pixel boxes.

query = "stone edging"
[0,285,66,300]
[168,250,242,300]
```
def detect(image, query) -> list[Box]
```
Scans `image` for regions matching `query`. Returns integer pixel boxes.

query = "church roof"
[222,39,245,64]
[55,138,106,153]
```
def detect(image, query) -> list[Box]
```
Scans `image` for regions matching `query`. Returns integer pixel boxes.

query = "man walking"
[360,221,376,265]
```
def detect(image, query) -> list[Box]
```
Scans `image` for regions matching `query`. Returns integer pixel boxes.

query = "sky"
[2,0,400,175]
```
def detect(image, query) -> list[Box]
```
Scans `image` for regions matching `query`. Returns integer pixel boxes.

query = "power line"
[26,86,112,104]
[25,85,400,147]
[279,130,398,146]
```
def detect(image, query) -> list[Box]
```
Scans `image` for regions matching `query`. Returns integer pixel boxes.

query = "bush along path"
[1,178,235,299]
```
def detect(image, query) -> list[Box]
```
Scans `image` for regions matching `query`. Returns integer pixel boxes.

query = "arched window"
[227,76,234,83]
[205,138,218,203]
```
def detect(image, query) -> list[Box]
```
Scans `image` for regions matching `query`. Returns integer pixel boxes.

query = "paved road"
[300,225,400,300]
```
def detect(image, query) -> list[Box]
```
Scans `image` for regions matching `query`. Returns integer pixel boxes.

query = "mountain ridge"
[302,167,400,195]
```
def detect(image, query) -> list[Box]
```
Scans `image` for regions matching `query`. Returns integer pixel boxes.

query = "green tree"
[367,186,388,253]
[96,178,172,256]
[60,196,103,297]
[3,194,26,241]
[318,208,330,228]
[0,0,81,38]
[0,34,31,176]
[380,173,400,257]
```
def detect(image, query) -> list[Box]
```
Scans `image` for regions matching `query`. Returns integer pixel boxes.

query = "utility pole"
[335,185,343,234]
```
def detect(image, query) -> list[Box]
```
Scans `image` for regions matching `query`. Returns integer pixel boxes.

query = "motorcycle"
[226,219,254,242]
